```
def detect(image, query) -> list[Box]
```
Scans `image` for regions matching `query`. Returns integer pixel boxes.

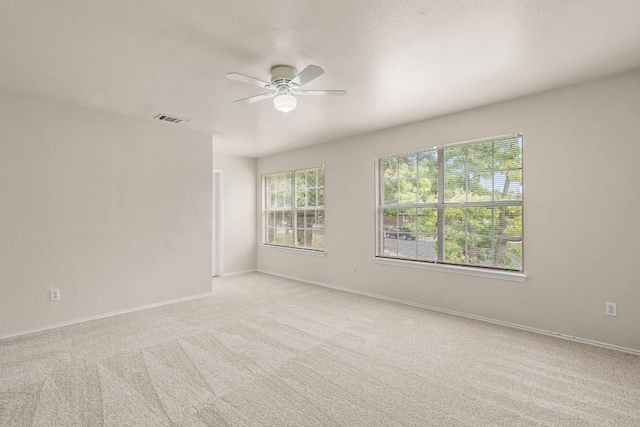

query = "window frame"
[375,134,524,277]
[262,165,326,253]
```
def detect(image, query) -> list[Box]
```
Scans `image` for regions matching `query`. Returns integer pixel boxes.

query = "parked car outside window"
[385,226,416,240]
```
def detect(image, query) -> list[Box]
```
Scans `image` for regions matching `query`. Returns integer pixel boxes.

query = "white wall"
[212,153,257,275]
[0,94,212,337]
[257,70,640,352]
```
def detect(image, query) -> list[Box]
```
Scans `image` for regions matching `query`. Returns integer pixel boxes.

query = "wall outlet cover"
[605,302,617,316]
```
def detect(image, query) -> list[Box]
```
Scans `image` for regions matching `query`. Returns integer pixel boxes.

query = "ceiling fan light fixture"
[273,93,297,113]
[227,64,345,113]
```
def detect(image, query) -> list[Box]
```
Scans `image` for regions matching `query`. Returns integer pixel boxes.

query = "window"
[263,166,325,251]
[377,134,523,272]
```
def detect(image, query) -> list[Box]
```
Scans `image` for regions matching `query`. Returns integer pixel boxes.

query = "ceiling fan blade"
[293,89,347,96]
[233,92,276,105]
[226,72,272,89]
[290,65,324,87]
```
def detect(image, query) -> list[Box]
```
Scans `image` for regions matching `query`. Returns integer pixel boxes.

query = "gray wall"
[212,153,257,275]
[257,70,640,352]
[0,94,212,337]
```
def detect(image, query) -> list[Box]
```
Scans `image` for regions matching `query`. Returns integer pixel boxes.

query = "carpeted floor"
[1,272,639,426]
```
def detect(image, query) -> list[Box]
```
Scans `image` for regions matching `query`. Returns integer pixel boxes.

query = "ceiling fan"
[226,65,346,114]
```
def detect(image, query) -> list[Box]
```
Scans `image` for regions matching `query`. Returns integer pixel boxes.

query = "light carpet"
[1,272,639,426]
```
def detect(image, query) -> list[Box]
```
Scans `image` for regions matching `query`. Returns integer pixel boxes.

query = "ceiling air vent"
[154,114,185,124]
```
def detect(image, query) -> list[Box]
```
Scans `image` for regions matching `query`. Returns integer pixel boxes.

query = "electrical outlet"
[240,254,245,260]
[352,265,358,274]
[605,302,617,317]
[50,289,60,301]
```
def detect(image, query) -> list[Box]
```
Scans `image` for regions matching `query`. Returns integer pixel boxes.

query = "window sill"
[373,257,526,282]
[261,245,327,257]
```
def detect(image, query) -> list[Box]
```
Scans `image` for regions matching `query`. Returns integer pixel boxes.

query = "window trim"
[262,165,326,253]
[373,257,526,282]
[261,244,327,256]
[375,133,524,275]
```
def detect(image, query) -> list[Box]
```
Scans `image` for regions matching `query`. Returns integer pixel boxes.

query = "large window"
[263,166,325,251]
[377,134,523,271]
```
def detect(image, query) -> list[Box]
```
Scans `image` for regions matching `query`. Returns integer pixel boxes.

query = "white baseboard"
[258,269,640,357]
[0,291,213,341]
[220,269,257,277]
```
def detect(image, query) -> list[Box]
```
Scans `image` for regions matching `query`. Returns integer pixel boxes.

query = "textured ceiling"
[1,0,640,157]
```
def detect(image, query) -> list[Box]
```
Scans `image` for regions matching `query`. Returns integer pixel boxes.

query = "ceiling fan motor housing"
[271,65,297,88]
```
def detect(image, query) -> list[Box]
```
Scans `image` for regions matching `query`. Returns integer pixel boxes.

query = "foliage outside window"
[377,135,523,271]
[263,166,325,251]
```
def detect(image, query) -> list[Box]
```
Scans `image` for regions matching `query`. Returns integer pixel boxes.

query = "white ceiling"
[1,1,640,158]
